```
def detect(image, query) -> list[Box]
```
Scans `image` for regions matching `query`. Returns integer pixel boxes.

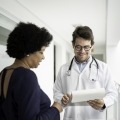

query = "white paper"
[71,88,105,103]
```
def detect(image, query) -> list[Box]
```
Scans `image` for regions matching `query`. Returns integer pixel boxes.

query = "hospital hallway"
[0,0,120,119]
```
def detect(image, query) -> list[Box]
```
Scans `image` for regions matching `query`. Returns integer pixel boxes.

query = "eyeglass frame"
[74,45,92,51]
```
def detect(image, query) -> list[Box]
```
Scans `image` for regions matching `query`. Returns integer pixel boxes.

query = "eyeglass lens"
[75,45,91,51]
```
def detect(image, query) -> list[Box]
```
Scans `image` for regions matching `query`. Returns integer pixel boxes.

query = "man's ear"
[91,46,94,52]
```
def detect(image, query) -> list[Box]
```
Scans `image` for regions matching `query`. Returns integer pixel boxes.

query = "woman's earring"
[26,54,29,57]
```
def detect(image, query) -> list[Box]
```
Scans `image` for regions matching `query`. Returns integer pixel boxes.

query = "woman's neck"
[8,59,30,69]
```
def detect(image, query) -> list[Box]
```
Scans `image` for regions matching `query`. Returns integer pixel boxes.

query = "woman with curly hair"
[0,22,62,120]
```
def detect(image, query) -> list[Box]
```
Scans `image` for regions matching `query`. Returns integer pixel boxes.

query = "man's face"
[73,37,93,62]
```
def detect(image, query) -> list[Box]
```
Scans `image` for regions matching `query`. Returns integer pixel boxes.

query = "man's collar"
[74,55,92,64]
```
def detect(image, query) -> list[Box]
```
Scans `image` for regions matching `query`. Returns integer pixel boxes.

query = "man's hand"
[87,99,105,110]
[61,94,72,106]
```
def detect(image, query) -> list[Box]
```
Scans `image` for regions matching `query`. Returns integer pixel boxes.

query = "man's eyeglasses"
[75,45,92,51]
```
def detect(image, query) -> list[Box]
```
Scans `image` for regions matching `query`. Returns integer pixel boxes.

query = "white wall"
[54,40,73,79]
[106,0,120,120]
[0,45,14,71]
[32,42,54,101]
[106,0,120,84]
[106,44,120,120]
[106,43,120,84]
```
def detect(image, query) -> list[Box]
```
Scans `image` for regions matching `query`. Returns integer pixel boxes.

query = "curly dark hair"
[6,22,53,59]
[72,26,94,46]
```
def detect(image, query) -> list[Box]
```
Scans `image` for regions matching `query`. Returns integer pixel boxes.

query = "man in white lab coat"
[53,26,117,120]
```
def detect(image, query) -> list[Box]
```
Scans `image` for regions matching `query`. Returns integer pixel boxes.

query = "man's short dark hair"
[72,26,94,46]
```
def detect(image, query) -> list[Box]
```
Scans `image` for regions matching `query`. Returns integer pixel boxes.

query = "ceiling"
[16,0,107,50]
[0,0,119,52]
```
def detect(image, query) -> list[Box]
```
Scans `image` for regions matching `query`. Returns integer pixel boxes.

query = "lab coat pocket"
[81,70,100,89]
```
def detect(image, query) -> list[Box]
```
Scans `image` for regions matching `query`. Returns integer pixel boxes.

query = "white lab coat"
[53,57,117,120]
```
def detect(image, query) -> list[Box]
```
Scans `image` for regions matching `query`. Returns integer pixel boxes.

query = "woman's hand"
[52,102,63,112]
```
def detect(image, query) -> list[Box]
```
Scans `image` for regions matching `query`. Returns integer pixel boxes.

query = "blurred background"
[0,0,120,119]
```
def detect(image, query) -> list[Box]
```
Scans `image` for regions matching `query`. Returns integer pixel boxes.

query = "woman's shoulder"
[14,67,35,75]
[12,67,37,83]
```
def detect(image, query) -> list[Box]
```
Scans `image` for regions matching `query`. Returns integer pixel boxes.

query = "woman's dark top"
[0,67,60,120]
